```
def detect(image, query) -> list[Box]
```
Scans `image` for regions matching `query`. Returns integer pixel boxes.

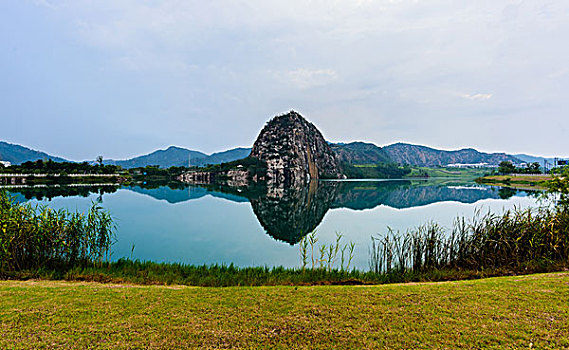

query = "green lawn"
[1,272,568,349]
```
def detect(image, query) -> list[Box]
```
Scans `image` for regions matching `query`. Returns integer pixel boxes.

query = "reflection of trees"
[250,181,337,244]
[498,187,518,200]
[9,185,119,201]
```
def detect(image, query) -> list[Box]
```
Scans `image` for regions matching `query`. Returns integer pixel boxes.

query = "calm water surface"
[7,179,539,270]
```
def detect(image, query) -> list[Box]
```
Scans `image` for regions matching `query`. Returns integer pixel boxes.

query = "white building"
[0,161,11,167]
[446,162,493,168]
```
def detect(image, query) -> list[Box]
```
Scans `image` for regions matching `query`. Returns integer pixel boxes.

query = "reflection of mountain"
[328,181,504,210]
[187,180,525,244]
[126,185,249,204]
[327,181,409,210]
[249,181,337,244]
[381,185,501,209]
[7,181,531,245]
[125,181,512,210]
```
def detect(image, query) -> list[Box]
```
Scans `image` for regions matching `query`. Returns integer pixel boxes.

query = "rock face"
[250,111,342,185]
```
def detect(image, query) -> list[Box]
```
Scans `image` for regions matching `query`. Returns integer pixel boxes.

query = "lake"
[5,179,540,270]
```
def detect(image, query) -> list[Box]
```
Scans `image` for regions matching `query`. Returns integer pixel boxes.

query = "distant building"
[446,162,494,168]
[0,161,11,167]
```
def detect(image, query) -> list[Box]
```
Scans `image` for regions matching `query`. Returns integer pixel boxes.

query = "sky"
[1,0,568,161]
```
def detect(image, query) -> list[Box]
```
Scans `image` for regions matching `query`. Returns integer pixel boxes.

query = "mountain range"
[382,143,521,167]
[0,141,67,164]
[513,154,556,166]
[0,139,557,169]
[104,147,251,168]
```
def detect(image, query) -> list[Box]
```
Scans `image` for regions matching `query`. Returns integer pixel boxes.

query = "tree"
[96,155,104,165]
[547,166,569,207]
[526,162,541,174]
[498,161,516,174]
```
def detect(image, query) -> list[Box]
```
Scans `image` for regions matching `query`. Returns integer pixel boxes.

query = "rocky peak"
[250,111,342,185]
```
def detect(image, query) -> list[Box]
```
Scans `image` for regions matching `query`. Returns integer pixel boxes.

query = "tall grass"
[0,191,115,272]
[299,231,355,272]
[369,205,569,274]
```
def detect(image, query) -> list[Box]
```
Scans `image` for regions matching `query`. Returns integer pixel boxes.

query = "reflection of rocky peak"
[250,111,342,186]
[250,181,337,244]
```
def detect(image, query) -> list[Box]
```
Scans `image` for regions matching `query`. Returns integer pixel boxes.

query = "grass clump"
[0,191,115,274]
[299,231,355,272]
[370,205,569,275]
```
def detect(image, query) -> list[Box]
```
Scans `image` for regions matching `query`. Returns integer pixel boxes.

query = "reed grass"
[299,231,355,272]
[369,205,569,274]
[0,191,115,272]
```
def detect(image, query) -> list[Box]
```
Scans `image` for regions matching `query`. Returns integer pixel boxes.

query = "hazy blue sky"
[1,1,568,160]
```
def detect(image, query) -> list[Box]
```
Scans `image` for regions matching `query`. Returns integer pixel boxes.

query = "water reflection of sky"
[9,182,540,270]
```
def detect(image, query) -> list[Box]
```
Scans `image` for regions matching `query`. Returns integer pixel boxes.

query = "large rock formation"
[250,111,343,185]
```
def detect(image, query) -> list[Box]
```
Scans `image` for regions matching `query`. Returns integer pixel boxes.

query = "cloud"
[280,68,338,89]
[33,0,57,9]
[459,93,493,101]
[548,68,569,79]
[7,0,569,157]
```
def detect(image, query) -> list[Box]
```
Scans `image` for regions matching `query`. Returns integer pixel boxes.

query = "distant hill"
[192,147,251,167]
[513,154,555,166]
[330,142,392,164]
[106,146,252,169]
[106,146,207,168]
[0,141,67,164]
[382,143,522,167]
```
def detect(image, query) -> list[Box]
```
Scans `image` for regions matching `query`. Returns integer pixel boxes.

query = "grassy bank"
[476,174,552,190]
[5,258,567,287]
[1,272,568,349]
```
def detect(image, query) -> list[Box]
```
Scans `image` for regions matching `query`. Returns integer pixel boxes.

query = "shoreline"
[476,174,552,190]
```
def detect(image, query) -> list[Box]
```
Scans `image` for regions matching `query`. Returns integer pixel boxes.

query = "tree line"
[0,159,122,175]
[498,161,541,175]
